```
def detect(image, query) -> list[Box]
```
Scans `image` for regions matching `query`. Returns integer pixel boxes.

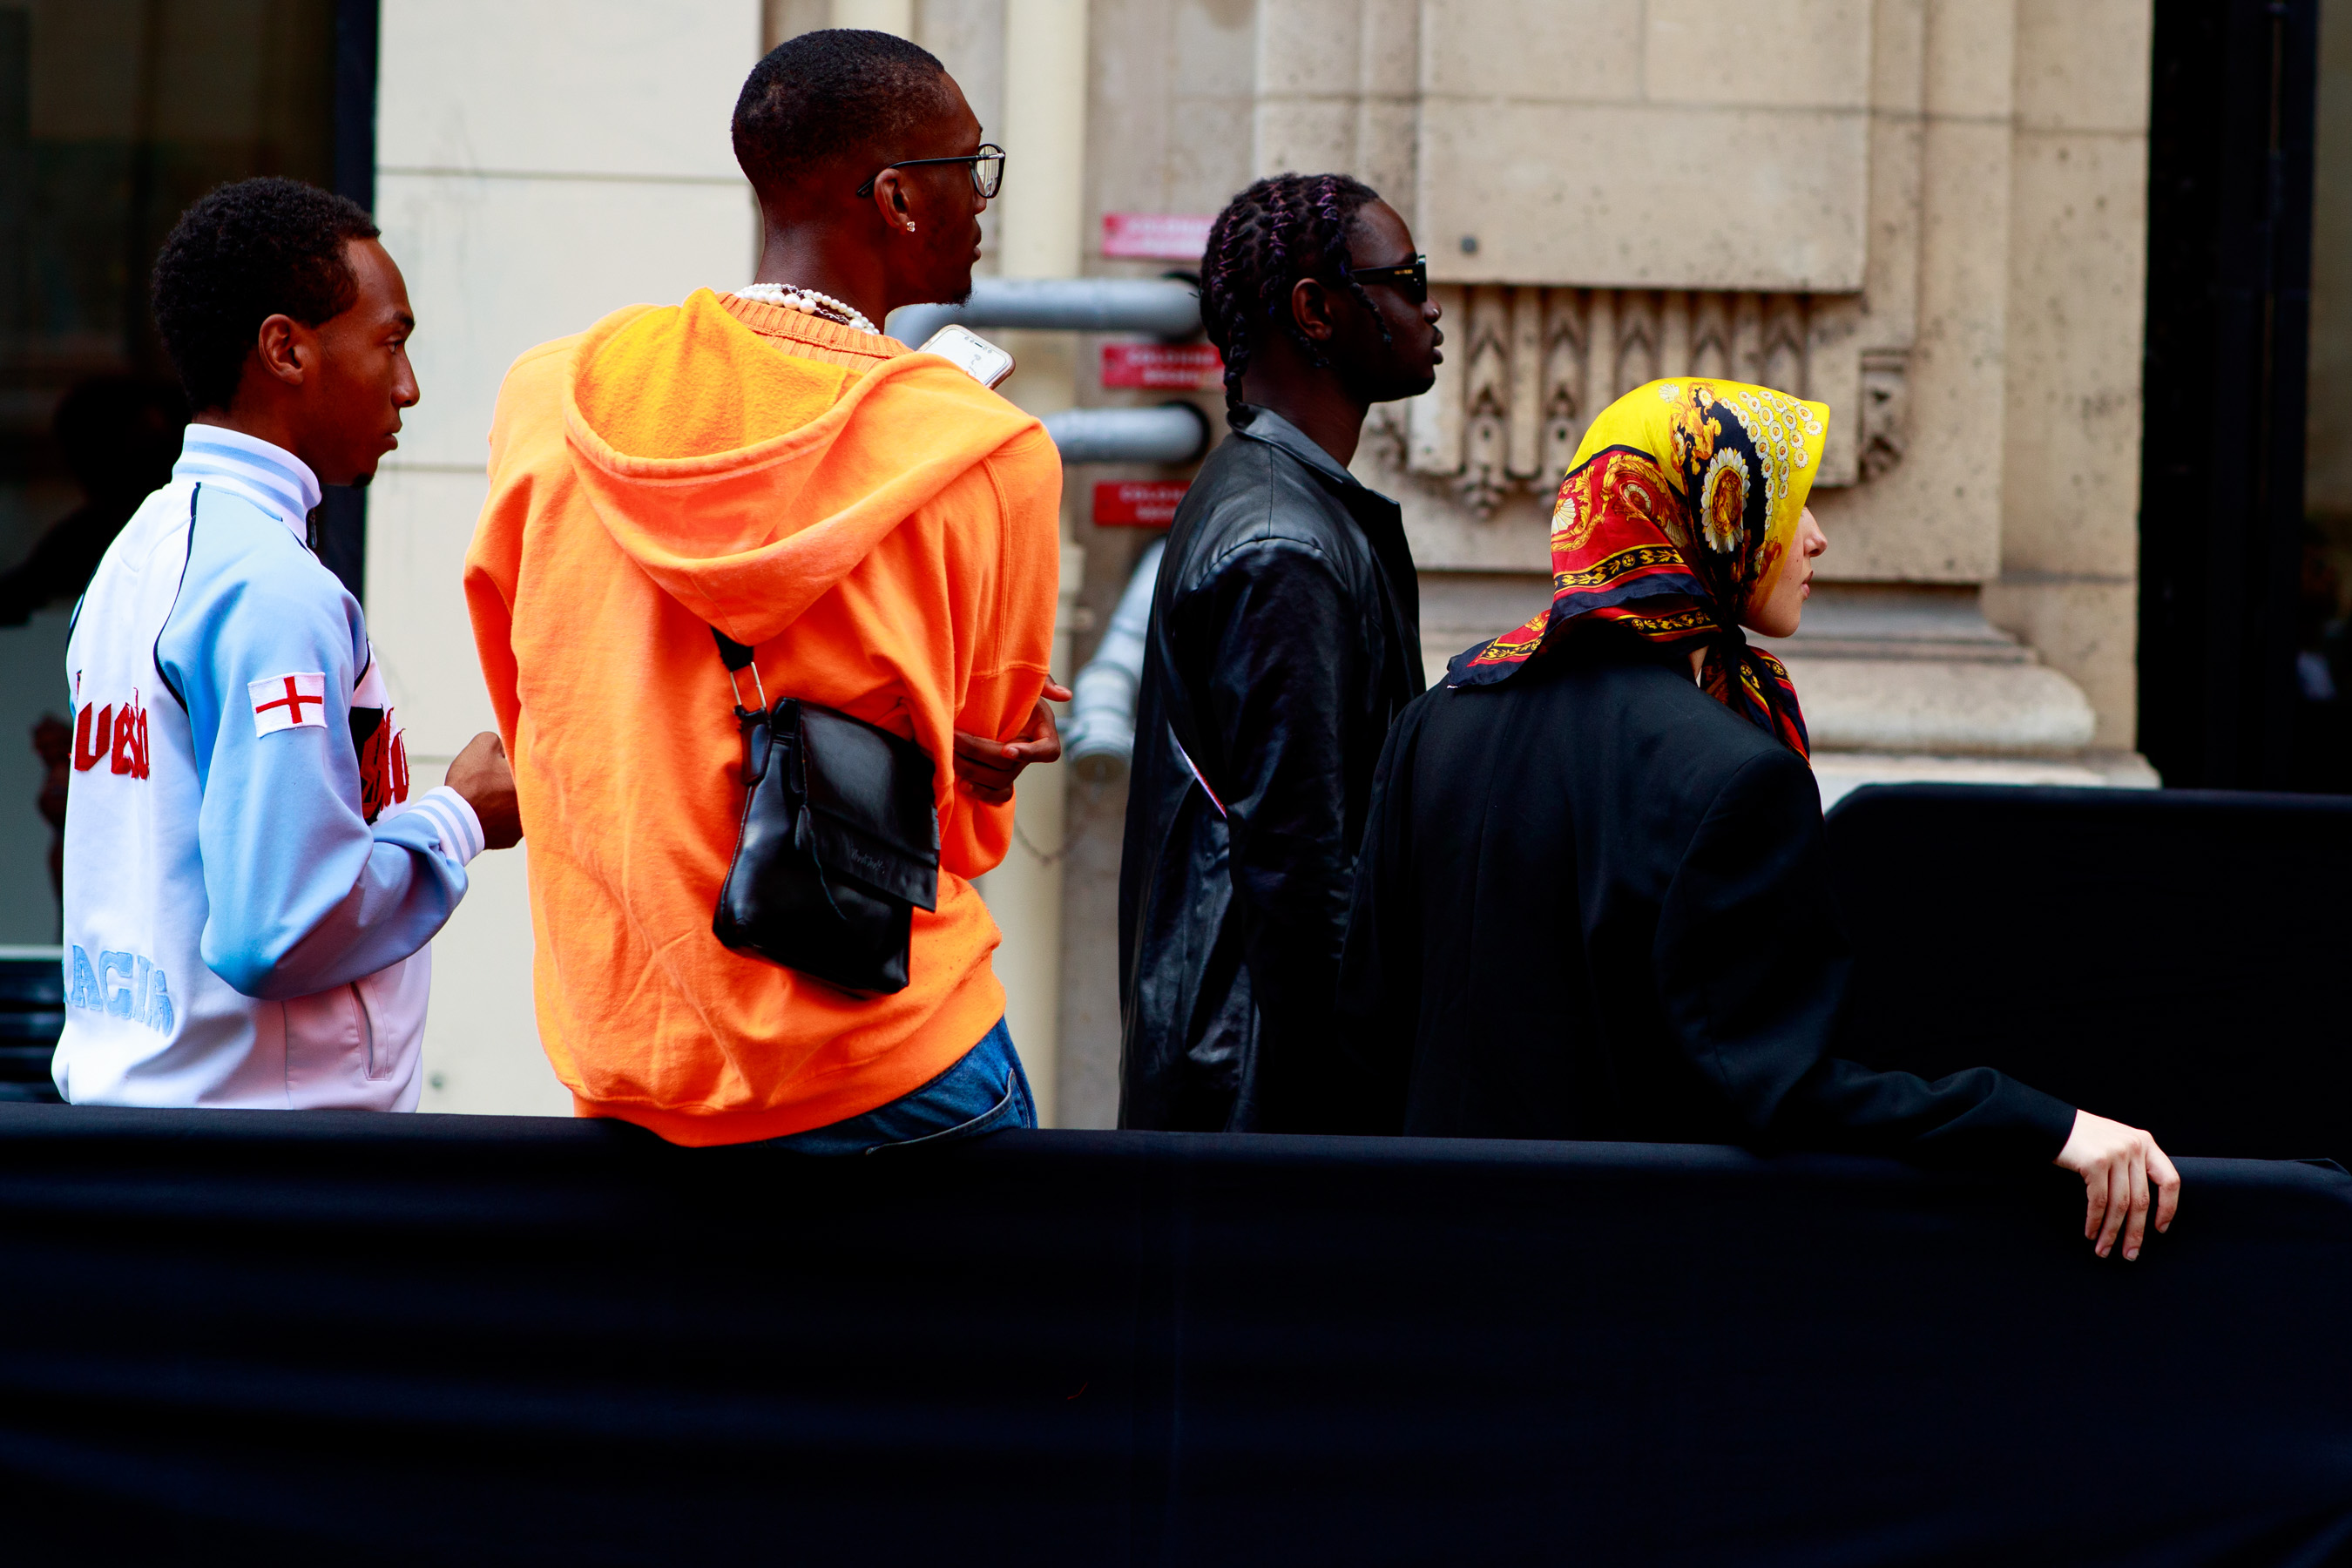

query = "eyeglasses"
[1349,253,1428,306]
[855,144,1006,200]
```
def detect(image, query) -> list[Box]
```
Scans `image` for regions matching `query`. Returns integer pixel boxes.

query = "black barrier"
[1826,783,2352,1164]
[0,1103,2346,1564]
[0,956,62,1104]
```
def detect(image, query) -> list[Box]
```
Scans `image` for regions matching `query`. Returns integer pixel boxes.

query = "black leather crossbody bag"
[709,630,940,996]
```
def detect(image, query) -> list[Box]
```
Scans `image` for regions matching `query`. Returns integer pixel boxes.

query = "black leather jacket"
[1117,406,1423,1131]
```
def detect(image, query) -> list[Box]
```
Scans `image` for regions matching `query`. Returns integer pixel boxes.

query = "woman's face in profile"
[1743,506,1827,639]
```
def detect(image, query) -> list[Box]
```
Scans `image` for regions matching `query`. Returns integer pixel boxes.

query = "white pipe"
[1064,538,1165,781]
[888,277,1202,348]
[1040,404,1210,466]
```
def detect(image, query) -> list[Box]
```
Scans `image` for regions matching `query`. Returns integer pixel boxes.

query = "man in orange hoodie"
[466,30,1064,1148]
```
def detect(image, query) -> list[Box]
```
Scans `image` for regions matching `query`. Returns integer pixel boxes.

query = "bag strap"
[711,627,767,714]
[711,627,842,916]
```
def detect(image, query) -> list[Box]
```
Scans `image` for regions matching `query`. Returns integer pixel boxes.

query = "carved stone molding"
[1858,347,1911,483]
[1389,284,1897,518]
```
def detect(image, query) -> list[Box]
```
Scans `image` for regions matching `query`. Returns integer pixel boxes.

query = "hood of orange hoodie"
[562,288,1046,647]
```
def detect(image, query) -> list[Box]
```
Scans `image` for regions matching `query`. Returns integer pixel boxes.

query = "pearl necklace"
[734,282,879,336]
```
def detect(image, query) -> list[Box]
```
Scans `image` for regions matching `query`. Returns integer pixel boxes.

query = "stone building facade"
[1044,0,2153,783]
[1011,0,2160,1125]
[354,0,2157,1124]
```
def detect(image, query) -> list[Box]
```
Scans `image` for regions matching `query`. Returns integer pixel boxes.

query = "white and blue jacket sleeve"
[155,490,483,1001]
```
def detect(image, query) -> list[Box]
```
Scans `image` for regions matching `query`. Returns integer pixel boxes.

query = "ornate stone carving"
[1398,284,1906,517]
[1456,287,1512,515]
[1858,348,1910,483]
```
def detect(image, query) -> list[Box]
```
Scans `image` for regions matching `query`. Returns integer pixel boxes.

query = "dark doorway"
[0,1,355,941]
[2284,0,2352,789]
[2138,0,2322,789]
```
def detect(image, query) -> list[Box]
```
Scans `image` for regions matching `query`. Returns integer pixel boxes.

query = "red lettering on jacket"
[353,706,411,821]
[73,704,111,773]
[76,693,150,780]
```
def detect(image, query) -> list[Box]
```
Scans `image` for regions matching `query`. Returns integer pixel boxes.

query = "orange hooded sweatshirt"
[465,289,1059,1146]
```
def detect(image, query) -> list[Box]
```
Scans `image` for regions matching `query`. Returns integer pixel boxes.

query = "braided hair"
[1200,173,1387,414]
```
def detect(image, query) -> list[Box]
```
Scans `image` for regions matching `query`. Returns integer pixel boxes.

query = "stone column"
[975,0,1093,1127]
[1983,0,2154,753]
[831,0,913,31]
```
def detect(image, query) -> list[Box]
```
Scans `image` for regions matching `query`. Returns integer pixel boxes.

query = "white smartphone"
[918,323,1017,389]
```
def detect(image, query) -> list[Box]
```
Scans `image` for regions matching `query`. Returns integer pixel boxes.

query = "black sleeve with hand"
[1653,747,2077,1166]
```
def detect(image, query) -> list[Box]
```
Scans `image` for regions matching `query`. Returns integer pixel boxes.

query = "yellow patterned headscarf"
[1452,379,1830,756]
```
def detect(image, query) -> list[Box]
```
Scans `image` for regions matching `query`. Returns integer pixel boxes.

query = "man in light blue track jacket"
[52,178,521,1110]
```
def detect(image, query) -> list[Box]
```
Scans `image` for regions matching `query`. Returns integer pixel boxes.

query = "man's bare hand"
[2054,1110,2180,1260]
[446,730,523,849]
[953,680,1073,806]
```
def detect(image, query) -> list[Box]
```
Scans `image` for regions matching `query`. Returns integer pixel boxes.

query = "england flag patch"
[249,671,328,736]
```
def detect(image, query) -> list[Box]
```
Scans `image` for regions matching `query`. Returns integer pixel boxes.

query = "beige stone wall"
[1815,0,2007,585]
[1418,0,1872,291]
[1254,0,1420,199]
[1179,0,2154,623]
[1983,0,2150,750]
[1068,0,2152,735]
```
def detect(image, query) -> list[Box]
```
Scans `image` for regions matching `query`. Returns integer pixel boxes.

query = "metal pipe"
[887,276,1201,348]
[1040,402,1211,466]
[1064,537,1165,781]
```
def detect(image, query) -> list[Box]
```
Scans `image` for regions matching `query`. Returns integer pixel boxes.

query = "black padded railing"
[0,951,61,1103]
[1826,783,2352,1163]
[0,1110,2343,1562]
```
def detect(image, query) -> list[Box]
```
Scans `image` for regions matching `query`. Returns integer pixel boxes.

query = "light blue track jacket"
[53,426,483,1108]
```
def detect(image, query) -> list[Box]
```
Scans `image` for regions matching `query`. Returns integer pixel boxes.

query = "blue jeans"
[765,1017,1035,1154]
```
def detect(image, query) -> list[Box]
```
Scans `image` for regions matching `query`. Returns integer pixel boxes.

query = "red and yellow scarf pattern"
[1449,378,1829,760]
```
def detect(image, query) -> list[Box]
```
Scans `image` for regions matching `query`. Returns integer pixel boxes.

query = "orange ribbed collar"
[716,293,911,373]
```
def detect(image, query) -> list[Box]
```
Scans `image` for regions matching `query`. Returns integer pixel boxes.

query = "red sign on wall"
[1102,212,1215,260]
[1093,481,1189,528]
[1100,341,1223,389]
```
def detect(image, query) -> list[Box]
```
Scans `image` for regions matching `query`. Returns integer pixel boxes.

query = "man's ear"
[253,314,308,388]
[1288,276,1337,344]
[870,168,914,233]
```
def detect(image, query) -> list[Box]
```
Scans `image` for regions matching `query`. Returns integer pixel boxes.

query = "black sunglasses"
[1349,253,1428,305]
[856,144,1006,200]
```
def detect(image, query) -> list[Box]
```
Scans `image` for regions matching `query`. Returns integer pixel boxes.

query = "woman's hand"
[2053,1110,2180,1260]
[952,680,1073,806]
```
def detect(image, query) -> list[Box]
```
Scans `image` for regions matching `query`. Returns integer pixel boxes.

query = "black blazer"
[1335,632,2075,1162]
[1119,406,1423,1132]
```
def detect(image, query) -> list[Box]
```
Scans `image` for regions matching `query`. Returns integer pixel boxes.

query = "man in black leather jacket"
[1117,173,1443,1132]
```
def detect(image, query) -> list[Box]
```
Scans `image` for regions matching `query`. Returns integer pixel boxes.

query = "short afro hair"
[151,177,380,412]
[733,29,956,195]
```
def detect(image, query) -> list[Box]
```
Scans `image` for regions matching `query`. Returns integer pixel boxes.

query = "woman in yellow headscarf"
[1336,380,2180,1262]
[1451,376,1826,750]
